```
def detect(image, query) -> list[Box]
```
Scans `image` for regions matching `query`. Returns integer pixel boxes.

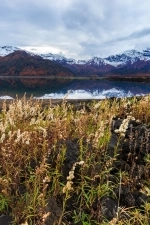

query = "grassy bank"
[0,96,150,224]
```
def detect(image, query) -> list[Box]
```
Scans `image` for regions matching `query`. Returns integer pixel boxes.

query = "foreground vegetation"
[0,95,150,224]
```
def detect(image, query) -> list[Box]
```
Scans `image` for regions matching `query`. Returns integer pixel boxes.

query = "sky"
[1,0,150,59]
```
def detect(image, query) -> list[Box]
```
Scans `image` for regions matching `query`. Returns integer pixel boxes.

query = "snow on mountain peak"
[41,53,65,61]
[40,53,76,64]
[0,46,21,56]
[142,48,150,57]
[123,49,140,56]
[104,49,150,66]
[77,59,87,65]
[1,45,150,68]
[87,56,106,66]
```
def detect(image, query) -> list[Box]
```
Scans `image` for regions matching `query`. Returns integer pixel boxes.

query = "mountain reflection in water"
[0,78,150,99]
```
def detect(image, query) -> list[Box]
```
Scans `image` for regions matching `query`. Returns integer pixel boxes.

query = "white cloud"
[1,0,150,59]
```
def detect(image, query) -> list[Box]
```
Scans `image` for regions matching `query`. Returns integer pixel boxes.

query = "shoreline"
[0,95,148,110]
[0,76,150,81]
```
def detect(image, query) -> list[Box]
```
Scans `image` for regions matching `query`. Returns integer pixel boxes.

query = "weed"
[0,95,150,224]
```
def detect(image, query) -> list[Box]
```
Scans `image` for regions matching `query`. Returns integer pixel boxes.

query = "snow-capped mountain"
[40,53,88,65]
[1,46,150,77]
[0,46,37,57]
[86,57,106,66]
[1,45,150,67]
[40,53,76,64]
[104,49,150,67]
[0,46,21,56]
[0,49,73,78]
[40,48,150,68]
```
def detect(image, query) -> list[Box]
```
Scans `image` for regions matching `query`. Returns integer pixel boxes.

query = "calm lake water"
[0,78,150,99]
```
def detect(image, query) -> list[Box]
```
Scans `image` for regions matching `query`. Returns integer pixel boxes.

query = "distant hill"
[40,48,150,77]
[0,50,73,77]
[1,46,150,77]
[0,50,74,89]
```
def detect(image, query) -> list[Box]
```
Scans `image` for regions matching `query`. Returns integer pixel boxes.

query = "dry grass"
[0,95,150,224]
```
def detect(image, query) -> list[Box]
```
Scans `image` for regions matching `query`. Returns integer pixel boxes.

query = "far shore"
[0,75,150,81]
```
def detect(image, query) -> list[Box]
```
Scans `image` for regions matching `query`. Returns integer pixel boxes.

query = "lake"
[0,77,150,99]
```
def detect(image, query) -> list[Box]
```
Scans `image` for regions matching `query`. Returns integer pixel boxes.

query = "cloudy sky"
[1,0,150,59]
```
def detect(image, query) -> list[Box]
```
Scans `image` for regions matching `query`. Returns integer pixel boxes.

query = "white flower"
[115,116,135,136]
[78,161,84,166]
[63,181,74,193]
[67,172,74,181]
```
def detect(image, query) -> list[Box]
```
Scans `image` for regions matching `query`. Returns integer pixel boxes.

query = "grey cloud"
[0,1,60,29]
[61,0,105,41]
[129,28,150,39]
[106,28,150,46]
[1,0,150,58]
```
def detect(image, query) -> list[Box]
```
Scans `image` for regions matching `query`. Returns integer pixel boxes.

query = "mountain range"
[1,46,150,77]
[0,47,74,89]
